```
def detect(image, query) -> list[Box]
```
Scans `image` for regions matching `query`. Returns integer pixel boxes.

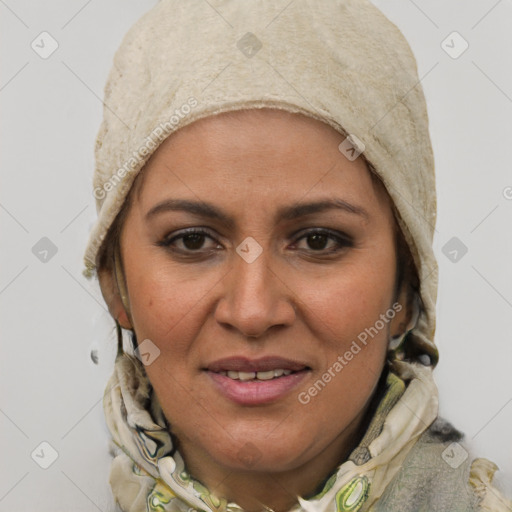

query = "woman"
[83,1,511,511]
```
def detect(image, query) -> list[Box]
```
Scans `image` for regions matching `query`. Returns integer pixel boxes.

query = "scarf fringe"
[469,458,512,512]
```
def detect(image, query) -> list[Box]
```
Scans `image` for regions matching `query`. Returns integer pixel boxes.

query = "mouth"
[217,368,294,381]
[204,356,311,405]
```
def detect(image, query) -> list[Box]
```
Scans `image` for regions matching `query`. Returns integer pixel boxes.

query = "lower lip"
[206,371,309,406]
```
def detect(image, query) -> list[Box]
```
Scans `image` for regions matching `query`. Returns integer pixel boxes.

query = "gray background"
[1,1,511,510]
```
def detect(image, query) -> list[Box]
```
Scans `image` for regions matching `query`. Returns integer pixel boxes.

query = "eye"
[158,228,222,253]
[293,229,353,253]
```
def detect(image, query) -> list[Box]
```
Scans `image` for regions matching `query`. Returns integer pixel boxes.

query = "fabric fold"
[103,353,439,512]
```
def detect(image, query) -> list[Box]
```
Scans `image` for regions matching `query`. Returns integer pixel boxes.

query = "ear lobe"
[98,267,133,330]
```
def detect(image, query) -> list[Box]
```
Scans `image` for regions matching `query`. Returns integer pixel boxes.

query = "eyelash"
[157,227,354,257]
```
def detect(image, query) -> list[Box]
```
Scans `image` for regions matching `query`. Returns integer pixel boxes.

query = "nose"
[214,246,296,338]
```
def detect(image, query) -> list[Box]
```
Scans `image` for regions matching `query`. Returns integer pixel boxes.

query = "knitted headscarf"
[83,0,438,367]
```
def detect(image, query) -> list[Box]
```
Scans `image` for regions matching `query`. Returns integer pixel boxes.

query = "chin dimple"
[219,369,293,381]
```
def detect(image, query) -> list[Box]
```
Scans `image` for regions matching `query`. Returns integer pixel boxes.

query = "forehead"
[132,108,390,215]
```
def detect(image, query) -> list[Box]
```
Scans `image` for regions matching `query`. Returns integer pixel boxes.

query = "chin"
[199,429,316,474]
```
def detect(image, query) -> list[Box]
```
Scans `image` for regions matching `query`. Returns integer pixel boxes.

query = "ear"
[388,282,414,339]
[98,266,133,330]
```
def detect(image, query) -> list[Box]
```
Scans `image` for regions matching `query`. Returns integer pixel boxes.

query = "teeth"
[238,371,256,381]
[256,370,275,380]
[222,369,293,381]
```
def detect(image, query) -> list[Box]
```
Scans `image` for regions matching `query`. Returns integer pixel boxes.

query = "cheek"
[300,250,397,345]
[292,252,396,424]
[127,265,213,353]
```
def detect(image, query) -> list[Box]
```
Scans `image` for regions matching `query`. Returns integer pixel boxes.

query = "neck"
[176,408,370,512]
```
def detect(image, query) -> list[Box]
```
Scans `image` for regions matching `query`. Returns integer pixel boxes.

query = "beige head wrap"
[83,0,438,365]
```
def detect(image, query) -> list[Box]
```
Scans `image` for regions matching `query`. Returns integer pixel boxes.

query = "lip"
[207,370,309,405]
[206,356,309,373]
[204,356,311,406]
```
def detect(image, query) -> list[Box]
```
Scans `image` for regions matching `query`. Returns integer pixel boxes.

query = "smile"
[220,369,293,381]
[205,356,311,405]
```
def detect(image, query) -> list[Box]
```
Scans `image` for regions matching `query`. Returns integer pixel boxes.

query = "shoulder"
[373,417,512,512]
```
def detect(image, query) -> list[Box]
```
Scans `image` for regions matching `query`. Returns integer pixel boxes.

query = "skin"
[99,108,411,512]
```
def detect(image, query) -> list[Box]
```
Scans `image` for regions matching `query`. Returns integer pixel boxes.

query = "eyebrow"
[279,199,369,222]
[145,198,370,226]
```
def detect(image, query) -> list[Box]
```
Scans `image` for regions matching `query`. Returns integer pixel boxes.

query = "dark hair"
[97,167,149,274]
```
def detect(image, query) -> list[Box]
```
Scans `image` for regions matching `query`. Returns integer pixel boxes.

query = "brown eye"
[306,233,329,250]
[295,229,353,253]
[158,228,221,253]
[181,233,206,250]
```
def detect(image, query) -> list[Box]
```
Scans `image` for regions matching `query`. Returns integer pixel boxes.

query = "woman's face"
[114,108,404,481]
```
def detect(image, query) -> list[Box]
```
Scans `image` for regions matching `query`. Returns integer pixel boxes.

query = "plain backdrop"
[1,1,511,510]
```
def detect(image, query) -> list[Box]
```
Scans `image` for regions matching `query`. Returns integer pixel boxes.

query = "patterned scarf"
[103,352,438,512]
